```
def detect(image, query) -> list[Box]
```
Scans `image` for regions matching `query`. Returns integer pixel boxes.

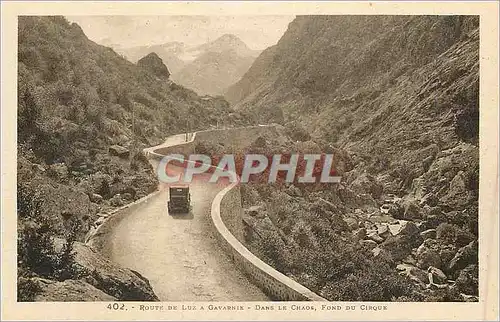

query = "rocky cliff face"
[227,15,479,198]
[228,16,479,301]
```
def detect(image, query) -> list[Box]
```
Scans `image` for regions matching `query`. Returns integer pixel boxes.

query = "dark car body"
[167,185,191,214]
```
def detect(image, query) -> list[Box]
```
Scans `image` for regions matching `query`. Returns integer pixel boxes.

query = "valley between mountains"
[17,15,479,302]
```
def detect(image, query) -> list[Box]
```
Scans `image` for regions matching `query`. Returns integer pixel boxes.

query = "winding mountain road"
[101,138,268,301]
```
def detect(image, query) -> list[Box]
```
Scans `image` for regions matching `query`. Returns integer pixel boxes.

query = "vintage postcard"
[1,1,498,321]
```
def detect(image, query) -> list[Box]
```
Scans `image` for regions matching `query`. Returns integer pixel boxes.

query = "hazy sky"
[66,15,295,50]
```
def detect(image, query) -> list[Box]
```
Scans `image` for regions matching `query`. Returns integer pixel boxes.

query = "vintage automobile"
[167,185,191,214]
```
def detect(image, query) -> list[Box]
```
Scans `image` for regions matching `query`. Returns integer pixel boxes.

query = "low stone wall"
[217,183,246,243]
[149,141,195,159]
[212,182,326,301]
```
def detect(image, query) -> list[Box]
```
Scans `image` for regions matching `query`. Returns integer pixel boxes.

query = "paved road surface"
[104,163,268,301]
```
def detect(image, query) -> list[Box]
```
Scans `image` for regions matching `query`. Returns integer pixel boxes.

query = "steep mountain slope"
[171,34,260,96]
[227,15,478,192]
[192,33,260,58]
[171,49,255,96]
[17,16,249,301]
[227,15,480,301]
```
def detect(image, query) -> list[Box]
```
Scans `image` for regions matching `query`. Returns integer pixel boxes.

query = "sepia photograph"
[2,1,499,321]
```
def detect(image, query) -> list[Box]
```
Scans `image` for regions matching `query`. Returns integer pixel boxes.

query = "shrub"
[17,277,42,302]
[436,222,474,247]
[17,183,77,281]
[97,179,111,199]
[436,223,457,244]
[320,257,414,301]
[18,88,41,141]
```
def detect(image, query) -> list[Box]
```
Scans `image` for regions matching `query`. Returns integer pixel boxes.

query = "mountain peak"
[137,52,170,79]
[218,33,242,41]
[196,34,258,58]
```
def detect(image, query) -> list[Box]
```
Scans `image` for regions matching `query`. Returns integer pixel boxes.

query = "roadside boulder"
[73,242,159,301]
[28,277,117,301]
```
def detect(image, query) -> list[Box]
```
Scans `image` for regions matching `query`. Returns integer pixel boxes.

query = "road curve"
[102,155,269,301]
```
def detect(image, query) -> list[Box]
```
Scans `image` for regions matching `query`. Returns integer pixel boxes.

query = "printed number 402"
[107,303,125,310]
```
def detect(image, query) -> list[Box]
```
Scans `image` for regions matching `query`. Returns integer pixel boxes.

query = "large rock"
[388,220,419,237]
[417,249,442,270]
[420,228,437,240]
[455,264,478,295]
[397,264,428,286]
[381,235,414,262]
[359,239,378,249]
[416,239,442,269]
[109,145,130,158]
[73,242,159,301]
[28,277,117,301]
[423,207,448,229]
[376,223,390,239]
[344,217,359,231]
[89,193,103,203]
[427,266,447,284]
[353,227,367,241]
[402,200,423,220]
[367,231,384,243]
[448,240,478,273]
